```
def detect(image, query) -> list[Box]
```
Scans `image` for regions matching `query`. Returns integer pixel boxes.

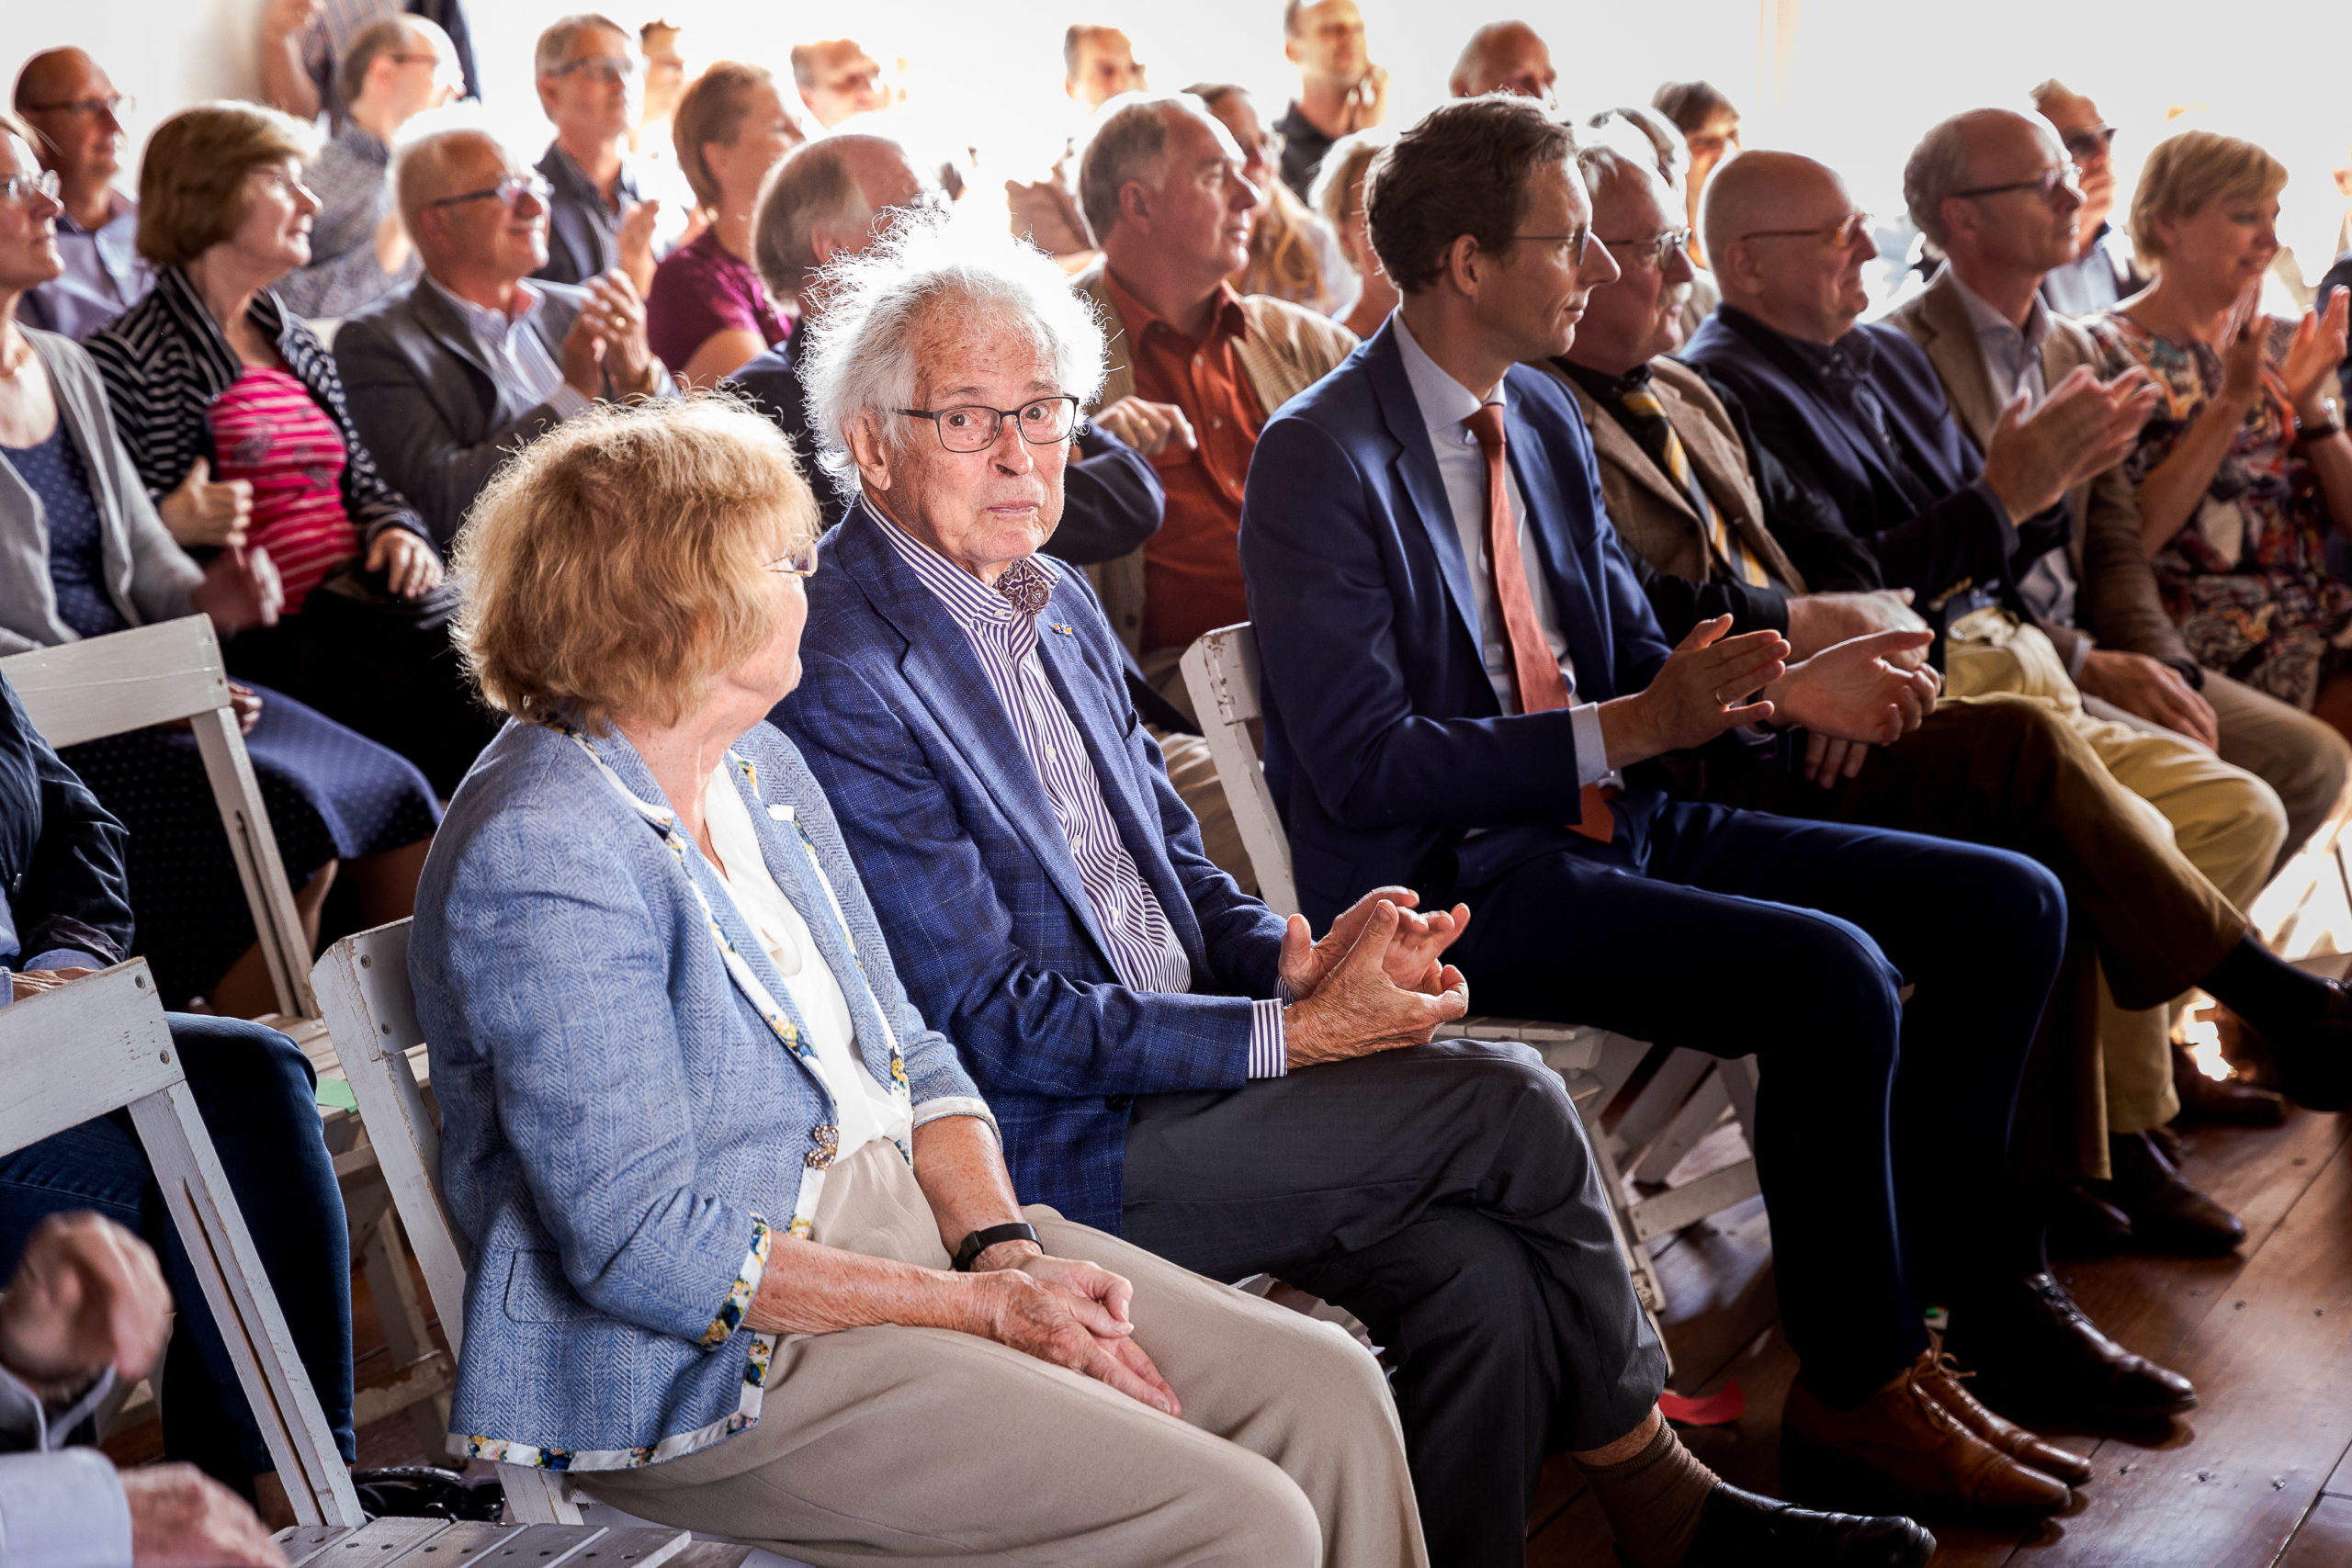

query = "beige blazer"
[1544,355,1805,595]
[1074,259,1358,653]
[1886,269,2189,668]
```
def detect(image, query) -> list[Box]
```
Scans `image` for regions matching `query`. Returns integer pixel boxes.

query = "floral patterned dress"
[2088,311,2352,709]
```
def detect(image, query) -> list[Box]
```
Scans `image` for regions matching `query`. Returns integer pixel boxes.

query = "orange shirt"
[1103,270,1268,653]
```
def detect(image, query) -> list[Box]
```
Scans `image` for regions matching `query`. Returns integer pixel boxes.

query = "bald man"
[334,128,672,545]
[2030,80,2144,314]
[1447,21,1555,102]
[277,15,462,321]
[13,49,153,339]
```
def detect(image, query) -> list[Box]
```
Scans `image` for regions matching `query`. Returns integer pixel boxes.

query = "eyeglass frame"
[764,542,821,578]
[17,94,134,119]
[1510,229,1598,266]
[0,169,62,208]
[893,396,1085,453]
[1738,211,1873,248]
[1600,227,1691,269]
[1951,164,2082,205]
[424,174,553,211]
[548,52,639,84]
[244,164,316,204]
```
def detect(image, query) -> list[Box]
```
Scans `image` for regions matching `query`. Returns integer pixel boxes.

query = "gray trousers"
[1122,1039,1668,1568]
[581,1141,1424,1568]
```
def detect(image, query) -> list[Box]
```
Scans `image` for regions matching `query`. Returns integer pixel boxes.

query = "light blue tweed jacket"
[410,716,993,1470]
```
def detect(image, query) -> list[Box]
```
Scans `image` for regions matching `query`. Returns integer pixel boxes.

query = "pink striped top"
[207,367,359,613]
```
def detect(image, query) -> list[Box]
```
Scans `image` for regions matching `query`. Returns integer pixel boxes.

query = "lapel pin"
[1050,621,1074,636]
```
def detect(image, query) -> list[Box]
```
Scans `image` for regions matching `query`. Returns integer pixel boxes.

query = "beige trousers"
[582,1143,1426,1568]
[1945,613,2287,1133]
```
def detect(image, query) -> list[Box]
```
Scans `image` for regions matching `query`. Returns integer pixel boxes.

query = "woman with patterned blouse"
[2087,130,2352,725]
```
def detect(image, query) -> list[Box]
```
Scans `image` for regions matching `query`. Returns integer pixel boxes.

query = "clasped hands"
[560,268,661,401]
[1602,613,1940,788]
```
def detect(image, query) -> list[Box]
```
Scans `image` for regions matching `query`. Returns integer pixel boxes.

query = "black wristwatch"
[953,1222,1041,1271]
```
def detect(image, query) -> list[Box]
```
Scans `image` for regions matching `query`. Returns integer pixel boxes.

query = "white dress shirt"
[703,763,908,1158]
[0,1364,130,1568]
[1946,270,2083,649]
[425,276,593,422]
[1391,312,1617,789]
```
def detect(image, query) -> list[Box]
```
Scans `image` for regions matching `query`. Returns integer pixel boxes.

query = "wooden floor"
[1526,1107,2352,1568]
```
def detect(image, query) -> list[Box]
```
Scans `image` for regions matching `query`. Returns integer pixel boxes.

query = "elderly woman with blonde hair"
[2088,129,2352,729]
[408,394,1424,1568]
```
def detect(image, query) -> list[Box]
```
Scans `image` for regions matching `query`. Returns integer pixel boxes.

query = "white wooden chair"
[1180,624,1764,1312]
[2,616,453,1449]
[313,925,812,1568]
[0,961,364,1526]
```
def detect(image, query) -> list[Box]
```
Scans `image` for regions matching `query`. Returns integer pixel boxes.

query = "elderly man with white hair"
[775,211,1936,1568]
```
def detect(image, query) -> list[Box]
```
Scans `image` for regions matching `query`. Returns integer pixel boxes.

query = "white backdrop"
[15,0,2352,287]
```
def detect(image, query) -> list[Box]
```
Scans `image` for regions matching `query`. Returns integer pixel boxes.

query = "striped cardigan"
[85,266,432,550]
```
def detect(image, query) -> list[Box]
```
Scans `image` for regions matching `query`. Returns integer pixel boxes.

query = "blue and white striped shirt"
[874,504,1287,1077]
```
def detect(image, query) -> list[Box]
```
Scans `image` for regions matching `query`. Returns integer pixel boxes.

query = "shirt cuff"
[545,385,594,421]
[2061,632,2093,681]
[1247,998,1288,1078]
[0,1365,114,1451]
[1970,476,2014,529]
[19,951,104,976]
[1569,703,1615,789]
[0,1450,132,1568]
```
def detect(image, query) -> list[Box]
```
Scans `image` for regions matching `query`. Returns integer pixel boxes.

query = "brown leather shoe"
[1915,1348,2094,1487]
[2101,1131,2245,1256]
[2171,1042,2288,1126]
[1782,1351,2072,1515]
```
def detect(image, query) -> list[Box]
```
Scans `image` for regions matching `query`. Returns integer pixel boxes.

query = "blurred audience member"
[532,13,661,296]
[338,128,673,546]
[1589,106,1718,336]
[1447,21,1554,104]
[1275,0,1384,203]
[1652,79,1738,266]
[86,102,492,795]
[275,15,460,321]
[648,62,797,386]
[2320,244,2352,404]
[790,38,888,130]
[1074,93,1356,687]
[256,0,478,129]
[13,50,153,340]
[2086,130,2352,729]
[1191,83,1349,316]
[1067,24,1145,108]
[1310,127,1396,338]
[2030,81,2144,316]
[634,18,685,153]
[729,132,1159,565]
[1,113,435,1012]
[0,681,357,1514]
[0,1213,288,1568]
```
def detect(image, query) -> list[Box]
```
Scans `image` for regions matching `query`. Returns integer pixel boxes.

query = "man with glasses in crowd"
[2030,80,2145,315]
[12,49,151,339]
[334,128,671,547]
[256,0,478,129]
[789,38,890,130]
[531,12,663,296]
[277,15,461,321]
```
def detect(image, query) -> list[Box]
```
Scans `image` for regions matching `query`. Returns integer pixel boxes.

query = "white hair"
[798,211,1108,501]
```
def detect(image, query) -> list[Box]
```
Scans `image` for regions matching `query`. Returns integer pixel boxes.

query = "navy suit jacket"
[774,503,1287,1230]
[1679,306,2041,621]
[1237,321,1676,928]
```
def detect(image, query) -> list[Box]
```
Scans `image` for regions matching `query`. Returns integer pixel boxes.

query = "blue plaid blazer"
[775,505,1289,1231]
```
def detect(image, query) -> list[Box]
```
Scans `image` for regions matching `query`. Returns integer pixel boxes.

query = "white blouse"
[702,764,905,1160]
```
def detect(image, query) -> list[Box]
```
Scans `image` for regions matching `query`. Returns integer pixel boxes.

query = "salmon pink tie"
[1464,403,1614,842]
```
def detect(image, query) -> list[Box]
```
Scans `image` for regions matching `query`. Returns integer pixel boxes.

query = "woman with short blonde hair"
[2088,129,2352,727]
[646,62,799,386]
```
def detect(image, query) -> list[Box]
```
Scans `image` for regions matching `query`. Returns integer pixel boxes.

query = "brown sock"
[1572,1418,1719,1568]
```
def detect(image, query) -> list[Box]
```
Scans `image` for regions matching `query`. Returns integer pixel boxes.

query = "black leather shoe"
[1944,1273,2198,1423]
[1632,1483,1936,1567]
[2255,981,2352,1112]
[2171,1042,2288,1126]
[2101,1132,2245,1256]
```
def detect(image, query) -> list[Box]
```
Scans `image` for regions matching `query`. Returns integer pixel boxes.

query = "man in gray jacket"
[334,128,673,547]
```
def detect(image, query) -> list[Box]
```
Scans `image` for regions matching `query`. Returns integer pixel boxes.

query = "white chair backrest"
[1,617,316,1018]
[1178,624,1300,918]
[0,963,363,1525]
[311,920,469,1356]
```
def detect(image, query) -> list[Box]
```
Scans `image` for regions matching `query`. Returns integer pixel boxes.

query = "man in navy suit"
[1238,94,2155,1523]
[776,212,1937,1567]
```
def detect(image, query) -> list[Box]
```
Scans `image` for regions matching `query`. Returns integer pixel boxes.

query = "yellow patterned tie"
[1619,385,1770,588]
